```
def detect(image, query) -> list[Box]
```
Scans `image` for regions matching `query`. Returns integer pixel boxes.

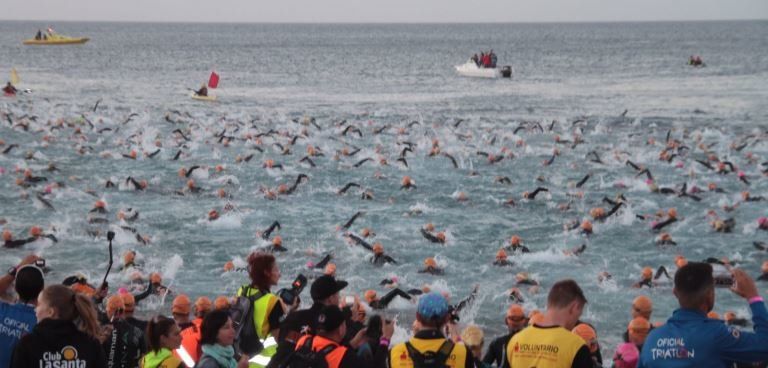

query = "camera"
[277,274,307,305]
[714,275,734,288]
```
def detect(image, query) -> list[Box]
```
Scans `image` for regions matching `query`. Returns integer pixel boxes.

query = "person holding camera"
[0,254,45,368]
[268,274,348,367]
[639,263,768,367]
[389,292,474,368]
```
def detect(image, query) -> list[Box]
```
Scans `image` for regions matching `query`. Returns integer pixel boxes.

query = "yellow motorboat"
[191,94,217,102]
[23,34,89,45]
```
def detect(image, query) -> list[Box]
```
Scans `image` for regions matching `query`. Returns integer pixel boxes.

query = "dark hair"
[674,262,714,308]
[40,285,100,338]
[247,252,276,291]
[365,315,383,340]
[146,315,178,352]
[200,310,231,346]
[15,266,44,303]
[547,279,587,308]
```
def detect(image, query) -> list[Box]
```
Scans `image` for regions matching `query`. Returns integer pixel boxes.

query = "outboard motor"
[501,66,512,78]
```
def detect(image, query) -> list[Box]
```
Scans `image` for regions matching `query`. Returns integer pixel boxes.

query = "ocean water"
[1,20,767,356]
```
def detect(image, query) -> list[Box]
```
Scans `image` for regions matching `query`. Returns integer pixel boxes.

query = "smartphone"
[714,276,734,288]
[291,274,307,293]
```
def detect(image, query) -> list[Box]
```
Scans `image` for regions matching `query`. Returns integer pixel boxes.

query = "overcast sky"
[4,0,767,23]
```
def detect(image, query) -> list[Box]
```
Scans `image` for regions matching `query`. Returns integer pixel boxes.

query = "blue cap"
[418,292,449,319]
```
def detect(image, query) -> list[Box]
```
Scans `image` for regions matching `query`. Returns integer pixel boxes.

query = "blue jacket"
[0,302,36,368]
[639,301,768,368]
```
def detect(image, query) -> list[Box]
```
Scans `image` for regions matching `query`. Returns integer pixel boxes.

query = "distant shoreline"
[0,19,766,26]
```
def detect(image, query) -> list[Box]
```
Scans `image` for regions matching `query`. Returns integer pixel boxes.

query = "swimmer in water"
[420,226,446,244]
[364,288,412,310]
[651,208,677,231]
[505,235,530,253]
[493,249,513,267]
[260,221,281,239]
[757,261,768,281]
[2,230,36,248]
[370,243,397,266]
[522,187,549,200]
[400,176,416,190]
[266,235,287,252]
[656,233,677,246]
[418,257,444,275]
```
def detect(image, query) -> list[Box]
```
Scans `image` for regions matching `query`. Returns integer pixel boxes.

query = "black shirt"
[11,319,106,368]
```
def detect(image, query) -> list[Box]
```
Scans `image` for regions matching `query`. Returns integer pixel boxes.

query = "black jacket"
[483,333,514,368]
[11,319,107,368]
[103,319,146,368]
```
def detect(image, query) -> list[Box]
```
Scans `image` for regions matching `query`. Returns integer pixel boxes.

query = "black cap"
[316,305,345,332]
[310,275,348,301]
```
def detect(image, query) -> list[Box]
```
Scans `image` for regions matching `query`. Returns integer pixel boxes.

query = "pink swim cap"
[675,162,684,168]
[306,261,315,268]
[0,167,5,174]
[613,342,639,368]
[391,276,399,283]
[118,287,129,294]
[645,179,653,185]
[758,217,768,226]
[738,171,745,177]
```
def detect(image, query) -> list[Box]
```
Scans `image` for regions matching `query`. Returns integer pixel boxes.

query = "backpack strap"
[239,285,267,302]
[434,340,455,364]
[404,342,425,365]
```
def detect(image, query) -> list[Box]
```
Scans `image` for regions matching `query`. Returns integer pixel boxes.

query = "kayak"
[455,60,513,79]
[191,94,217,101]
[23,35,89,45]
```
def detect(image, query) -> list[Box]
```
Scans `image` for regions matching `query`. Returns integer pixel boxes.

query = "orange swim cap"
[223,261,235,272]
[120,292,136,313]
[195,297,213,315]
[402,176,412,186]
[641,267,653,279]
[632,296,653,317]
[581,220,593,232]
[590,207,605,219]
[628,317,651,341]
[172,294,191,315]
[496,249,508,260]
[507,304,525,318]
[272,236,283,246]
[215,164,224,172]
[178,167,187,177]
[424,257,437,268]
[2,230,12,241]
[510,235,521,246]
[361,228,371,237]
[372,242,384,255]
[186,179,196,189]
[123,250,136,265]
[149,272,162,284]
[675,255,688,268]
[435,232,446,243]
[364,290,377,303]
[264,159,274,168]
[324,263,336,276]
[707,311,720,319]
[29,226,42,237]
[724,311,736,322]
[659,233,672,242]
[761,261,768,273]
[106,295,125,317]
[668,208,677,219]
[214,296,230,310]
[95,200,106,209]
[208,209,219,220]
[71,282,96,297]
[277,184,288,194]
[424,223,435,232]
[572,323,598,351]
[456,192,467,201]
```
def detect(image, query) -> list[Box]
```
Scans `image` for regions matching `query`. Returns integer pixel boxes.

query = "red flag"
[208,71,219,89]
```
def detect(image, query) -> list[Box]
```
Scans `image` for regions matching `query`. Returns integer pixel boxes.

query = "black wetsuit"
[483,332,518,368]
[370,254,397,266]
[420,229,444,243]
[102,319,146,368]
[369,288,411,310]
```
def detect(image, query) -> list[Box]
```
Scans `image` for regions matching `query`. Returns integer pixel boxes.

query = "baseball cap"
[316,305,345,332]
[417,292,449,320]
[310,275,348,301]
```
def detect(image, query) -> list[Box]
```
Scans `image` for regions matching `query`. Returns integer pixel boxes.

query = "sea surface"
[1,20,767,357]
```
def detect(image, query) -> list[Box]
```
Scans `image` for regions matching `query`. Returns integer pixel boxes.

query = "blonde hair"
[42,284,101,338]
[461,324,484,347]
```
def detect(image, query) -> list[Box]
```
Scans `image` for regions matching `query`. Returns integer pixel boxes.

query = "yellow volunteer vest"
[237,286,280,368]
[390,337,469,368]
[506,325,586,368]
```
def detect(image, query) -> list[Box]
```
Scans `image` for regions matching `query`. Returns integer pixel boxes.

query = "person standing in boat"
[471,54,479,66]
[35,29,42,40]
[195,84,208,97]
[3,82,17,96]
[490,50,497,68]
